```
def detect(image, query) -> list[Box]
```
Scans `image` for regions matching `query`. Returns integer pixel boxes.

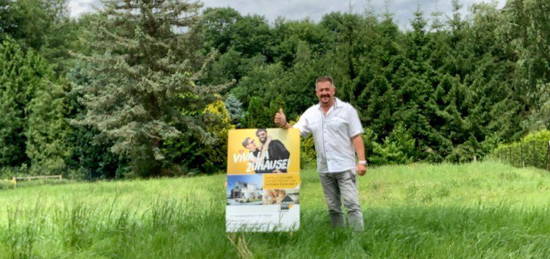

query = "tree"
[230,15,273,59]
[199,7,242,54]
[25,79,70,173]
[245,96,270,128]
[319,12,367,103]
[0,39,51,167]
[0,0,15,35]
[162,97,233,175]
[63,60,128,179]
[0,37,69,172]
[231,63,284,108]
[271,19,332,67]
[77,0,224,177]
[504,0,550,131]
[0,0,77,72]
[225,94,244,127]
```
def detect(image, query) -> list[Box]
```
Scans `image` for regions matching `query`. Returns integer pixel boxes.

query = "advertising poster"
[226,128,300,232]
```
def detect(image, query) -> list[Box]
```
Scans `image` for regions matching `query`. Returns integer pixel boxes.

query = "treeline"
[0,0,549,178]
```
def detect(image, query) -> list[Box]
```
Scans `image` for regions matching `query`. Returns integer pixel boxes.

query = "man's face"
[257,130,267,144]
[315,81,335,105]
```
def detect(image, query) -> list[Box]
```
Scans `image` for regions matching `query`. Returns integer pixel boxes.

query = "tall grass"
[0,161,549,258]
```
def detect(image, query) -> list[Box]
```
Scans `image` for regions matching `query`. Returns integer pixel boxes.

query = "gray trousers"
[319,170,364,231]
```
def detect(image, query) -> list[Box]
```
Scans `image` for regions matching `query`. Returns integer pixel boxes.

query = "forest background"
[0,0,549,179]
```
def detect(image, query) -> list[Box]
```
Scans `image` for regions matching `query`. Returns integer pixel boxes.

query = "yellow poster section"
[263,174,300,189]
[226,128,300,175]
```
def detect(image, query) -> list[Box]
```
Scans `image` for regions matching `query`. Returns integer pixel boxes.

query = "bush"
[491,130,550,169]
[300,135,316,168]
[0,164,29,178]
[365,124,416,165]
[161,98,233,175]
[523,130,550,142]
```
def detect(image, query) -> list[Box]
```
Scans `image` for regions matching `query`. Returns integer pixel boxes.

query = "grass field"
[1,161,549,258]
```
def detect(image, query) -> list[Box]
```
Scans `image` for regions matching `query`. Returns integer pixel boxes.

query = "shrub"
[365,124,416,165]
[491,130,550,169]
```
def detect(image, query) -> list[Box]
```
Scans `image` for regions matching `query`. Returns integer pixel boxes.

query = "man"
[255,128,290,173]
[274,76,366,231]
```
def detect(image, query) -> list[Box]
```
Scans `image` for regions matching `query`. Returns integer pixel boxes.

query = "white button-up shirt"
[294,98,364,173]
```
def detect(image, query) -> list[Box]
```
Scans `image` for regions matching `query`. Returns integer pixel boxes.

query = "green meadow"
[1,161,550,258]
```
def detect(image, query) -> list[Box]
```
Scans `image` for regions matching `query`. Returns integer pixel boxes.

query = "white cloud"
[68,0,101,17]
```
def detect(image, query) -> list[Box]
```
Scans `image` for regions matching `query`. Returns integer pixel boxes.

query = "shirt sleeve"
[348,106,364,138]
[293,112,311,137]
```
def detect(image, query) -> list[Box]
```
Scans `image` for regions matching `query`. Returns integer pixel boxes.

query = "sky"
[67,0,506,30]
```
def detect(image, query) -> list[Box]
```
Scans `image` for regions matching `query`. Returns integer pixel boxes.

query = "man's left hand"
[356,163,367,176]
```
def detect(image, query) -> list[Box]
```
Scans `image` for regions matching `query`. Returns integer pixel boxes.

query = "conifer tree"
[77,0,224,176]
[0,40,29,166]
[0,39,51,167]
[224,94,244,127]
[0,38,68,172]
[270,41,319,120]
[25,80,69,173]
[245,96,269,128]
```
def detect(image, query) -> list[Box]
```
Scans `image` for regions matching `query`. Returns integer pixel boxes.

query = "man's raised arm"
[274,108,291,129]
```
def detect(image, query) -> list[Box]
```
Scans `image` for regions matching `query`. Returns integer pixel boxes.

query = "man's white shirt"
[294,98,363,173]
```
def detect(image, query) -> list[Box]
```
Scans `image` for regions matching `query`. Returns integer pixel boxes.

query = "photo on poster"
[227,175,263,205]
[262,173,300,208]
[263,187,299,210]
[227,128,300,175]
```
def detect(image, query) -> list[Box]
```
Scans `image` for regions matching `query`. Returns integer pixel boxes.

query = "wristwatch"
[358,160,367,165]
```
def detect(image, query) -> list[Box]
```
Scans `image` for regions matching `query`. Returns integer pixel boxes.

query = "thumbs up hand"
[274,108,288,128]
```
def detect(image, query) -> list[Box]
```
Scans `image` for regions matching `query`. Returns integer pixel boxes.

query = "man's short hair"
[256,128,267,136]
[242,137,252,147]
[315,76,334,86]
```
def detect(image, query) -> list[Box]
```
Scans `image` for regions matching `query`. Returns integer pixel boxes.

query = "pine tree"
[77,0,224,177]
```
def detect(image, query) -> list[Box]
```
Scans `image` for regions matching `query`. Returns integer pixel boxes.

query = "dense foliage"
[491,130,550,170]
[0,0,549,177]
[0,39,68,174]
